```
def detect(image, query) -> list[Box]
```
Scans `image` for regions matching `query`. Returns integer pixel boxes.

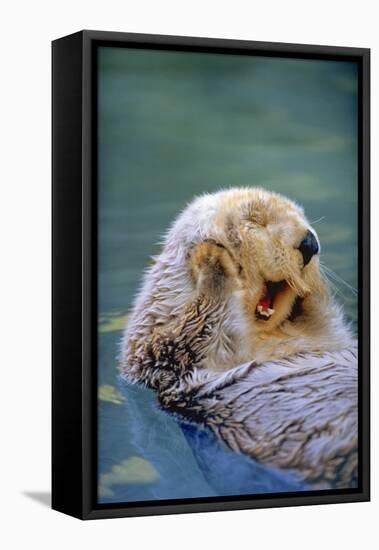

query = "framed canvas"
[52,30,370,520]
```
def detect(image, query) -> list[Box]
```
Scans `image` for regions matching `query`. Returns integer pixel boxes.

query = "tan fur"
[121,188,352,383]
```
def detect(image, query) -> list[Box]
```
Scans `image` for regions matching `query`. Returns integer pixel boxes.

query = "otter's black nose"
[298,230,319,266]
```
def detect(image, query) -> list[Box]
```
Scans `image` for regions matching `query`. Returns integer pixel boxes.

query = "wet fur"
[121,187,353,379]
[119,188,357,488]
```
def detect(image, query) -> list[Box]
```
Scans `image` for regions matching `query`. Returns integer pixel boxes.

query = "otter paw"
[190,240,240,296]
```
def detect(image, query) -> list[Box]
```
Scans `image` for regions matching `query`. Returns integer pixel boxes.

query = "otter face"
[214,189,325,332]
[123,187,351,378]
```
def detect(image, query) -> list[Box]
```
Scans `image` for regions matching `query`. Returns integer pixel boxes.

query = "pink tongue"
[258,285,272,309]
[259,295,271,309]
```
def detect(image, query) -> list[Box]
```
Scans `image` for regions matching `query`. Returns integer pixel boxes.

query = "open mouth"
[255,281,288,321]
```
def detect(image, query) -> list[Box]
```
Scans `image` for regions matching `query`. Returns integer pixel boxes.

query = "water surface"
[97,47,358,504]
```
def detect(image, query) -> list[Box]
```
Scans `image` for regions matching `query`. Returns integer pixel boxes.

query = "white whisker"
[321,268,348,301]
[309,216,326,225]
[320,263,358,296]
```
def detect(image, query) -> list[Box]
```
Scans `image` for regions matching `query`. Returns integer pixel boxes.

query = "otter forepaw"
[190,240,241,296]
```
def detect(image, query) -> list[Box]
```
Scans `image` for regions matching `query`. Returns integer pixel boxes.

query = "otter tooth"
[257,304,275,318]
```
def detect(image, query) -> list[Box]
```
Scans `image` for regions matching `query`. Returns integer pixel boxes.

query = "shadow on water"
[180,422,307,496]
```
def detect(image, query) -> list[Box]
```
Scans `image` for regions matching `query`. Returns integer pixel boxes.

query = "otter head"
[210,188,327,333]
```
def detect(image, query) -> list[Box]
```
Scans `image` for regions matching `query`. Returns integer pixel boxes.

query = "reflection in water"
[97,47,358,503]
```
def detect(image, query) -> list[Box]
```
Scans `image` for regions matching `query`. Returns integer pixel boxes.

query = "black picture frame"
[52,30,370,520]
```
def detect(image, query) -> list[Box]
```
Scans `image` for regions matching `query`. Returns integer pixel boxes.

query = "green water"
[97,46,358,504]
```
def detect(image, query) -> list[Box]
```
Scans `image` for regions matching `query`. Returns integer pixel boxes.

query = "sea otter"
[120,188,357,488]
[121,187,353,387]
